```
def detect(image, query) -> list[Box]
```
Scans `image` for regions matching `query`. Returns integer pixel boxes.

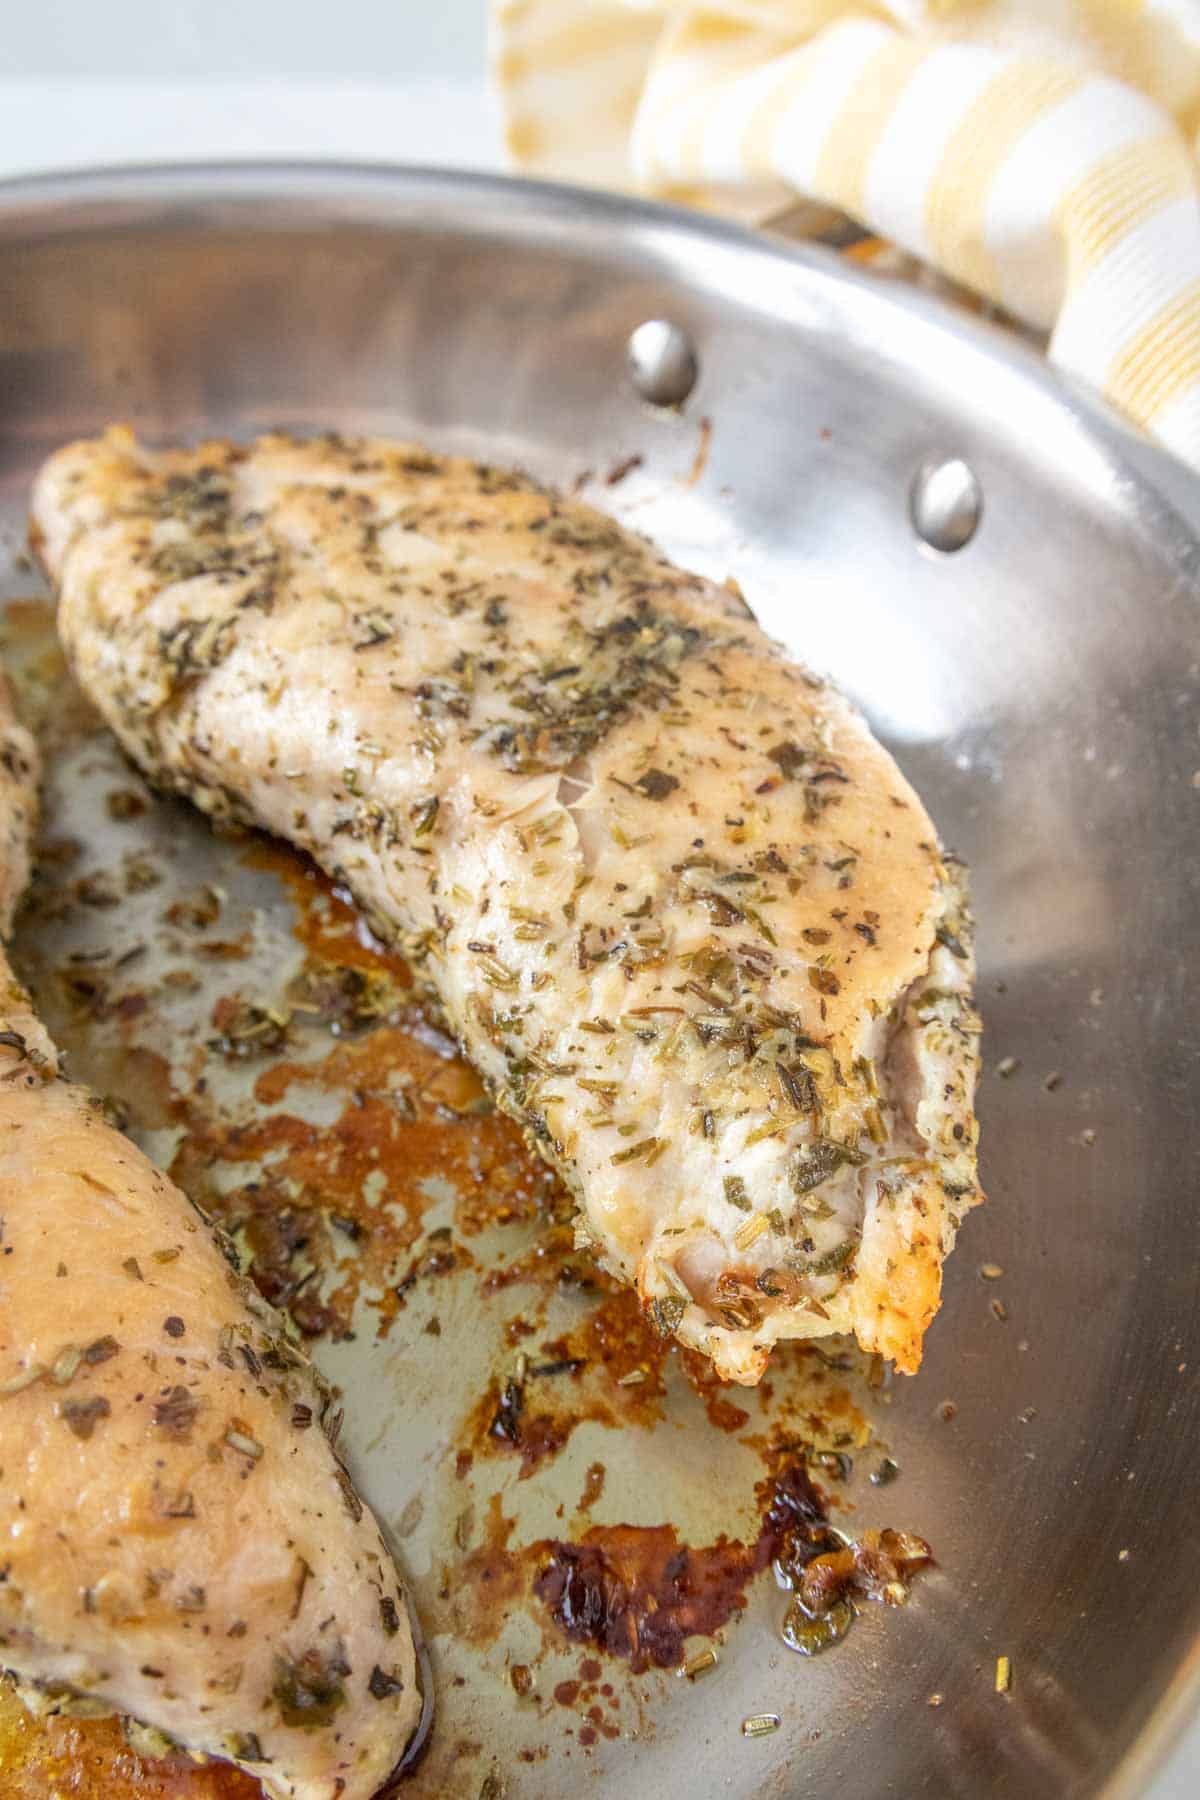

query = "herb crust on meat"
[34,427,983,1383]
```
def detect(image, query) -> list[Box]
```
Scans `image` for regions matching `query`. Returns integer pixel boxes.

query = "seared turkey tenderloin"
[34,427,982,1383]
[0,669,423,1798]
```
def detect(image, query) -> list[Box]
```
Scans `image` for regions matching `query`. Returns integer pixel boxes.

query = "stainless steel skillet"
[0,164,1196,1800]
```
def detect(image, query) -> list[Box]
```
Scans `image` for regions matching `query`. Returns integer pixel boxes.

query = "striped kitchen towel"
[492,1,1200,471]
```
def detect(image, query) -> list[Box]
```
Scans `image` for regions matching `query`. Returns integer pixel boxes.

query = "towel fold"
[493,0,1200,471]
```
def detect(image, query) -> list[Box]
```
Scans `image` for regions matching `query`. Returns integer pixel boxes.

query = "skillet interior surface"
[0,165,1197,1800]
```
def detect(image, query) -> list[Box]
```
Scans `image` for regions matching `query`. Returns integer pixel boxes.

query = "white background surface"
[0,5,1194,1796]
[0,0,500,177]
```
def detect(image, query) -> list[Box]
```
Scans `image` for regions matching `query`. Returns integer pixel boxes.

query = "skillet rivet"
[627,320,698,408]
[910,456,982,552]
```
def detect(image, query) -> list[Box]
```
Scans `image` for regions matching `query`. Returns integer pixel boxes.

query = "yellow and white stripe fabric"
[492,1,1200,469]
